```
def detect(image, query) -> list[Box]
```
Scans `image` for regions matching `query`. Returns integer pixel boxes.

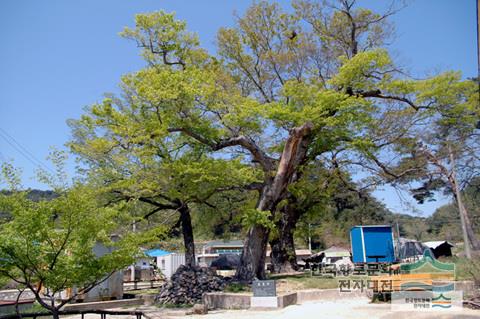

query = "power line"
[0,127,55,174]
[0,128,50,171]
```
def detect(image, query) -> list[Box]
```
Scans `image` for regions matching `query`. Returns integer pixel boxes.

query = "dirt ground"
[192,299,480,319]
[64,297,480,319]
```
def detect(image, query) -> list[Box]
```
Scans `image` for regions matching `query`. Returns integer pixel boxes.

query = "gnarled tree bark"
[178,202,196,267]
[135,195,197,267]
[448,151,480,256]
[269,200,302,273]
[235,122,313,281]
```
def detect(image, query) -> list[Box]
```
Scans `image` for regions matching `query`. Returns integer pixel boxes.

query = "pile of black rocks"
[156,265,229,305]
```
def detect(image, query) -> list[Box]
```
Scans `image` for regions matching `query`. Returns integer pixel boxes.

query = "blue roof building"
[145,249,171,257]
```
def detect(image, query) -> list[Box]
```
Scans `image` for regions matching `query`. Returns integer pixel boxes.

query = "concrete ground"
[64,298,480,319]
[191,299,480,319]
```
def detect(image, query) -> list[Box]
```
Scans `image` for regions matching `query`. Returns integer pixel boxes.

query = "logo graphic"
[432,293,451,309]
[431,283,455,309]
[391,249,461,312]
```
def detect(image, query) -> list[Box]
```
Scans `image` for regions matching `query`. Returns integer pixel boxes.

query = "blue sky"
[0,0,477,216]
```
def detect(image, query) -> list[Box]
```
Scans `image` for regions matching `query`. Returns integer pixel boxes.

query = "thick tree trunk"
[236,123,313,281]
[269,202,301,273]
[448,150,480,258]
[179,203,196,267]
[269,232,297,273]
[236,224,270,281]
[452,183,480,255]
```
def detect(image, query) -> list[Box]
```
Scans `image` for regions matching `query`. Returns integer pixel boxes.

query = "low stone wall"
[278,292,297,308]
[63,298,144,311]
[203,293,251,310]
[0,290,35,301]
[455,281,477,296]
[204,289,369,310]
[296,288,367,303]
[250,294,296,309]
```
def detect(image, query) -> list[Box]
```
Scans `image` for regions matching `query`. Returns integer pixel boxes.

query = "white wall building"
[197,240,312,269]
[63,241,123,302]
[146,249,186,279]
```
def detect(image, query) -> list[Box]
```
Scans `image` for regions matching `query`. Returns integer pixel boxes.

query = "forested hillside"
[2,176,477,255]
[191,177,480,251]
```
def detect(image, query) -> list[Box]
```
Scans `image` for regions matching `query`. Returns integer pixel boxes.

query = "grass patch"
[2,302,51,318]
[269,272,369,291]
[125,288,158,295]
[223,257,479,295]
[446,256,480,282]
[224,282,250,293]
[287,276,339,290]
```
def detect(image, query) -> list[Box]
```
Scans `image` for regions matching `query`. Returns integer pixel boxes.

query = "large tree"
[71,0,473,280]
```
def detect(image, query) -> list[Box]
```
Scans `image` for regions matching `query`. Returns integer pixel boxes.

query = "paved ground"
[64,298,480,319]
[190,300,480,319]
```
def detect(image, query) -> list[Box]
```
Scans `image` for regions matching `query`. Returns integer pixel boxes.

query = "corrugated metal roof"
[145,249,171,257]
[323,246,350,257]
[423,241,454,249]
[295,249,313,256]
[352,225,392,228]
[308,246,350,259]
[203,240,244,247]
[266,249,312,256]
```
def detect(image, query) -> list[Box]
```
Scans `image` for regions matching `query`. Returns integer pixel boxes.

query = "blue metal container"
[350,225,395,263]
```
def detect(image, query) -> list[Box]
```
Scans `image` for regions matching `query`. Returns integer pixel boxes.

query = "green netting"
[400,249,455,273]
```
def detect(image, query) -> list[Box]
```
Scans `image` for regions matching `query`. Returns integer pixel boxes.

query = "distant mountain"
[0,189,58,220]
[0,189,58,201]
[24,189,58,201]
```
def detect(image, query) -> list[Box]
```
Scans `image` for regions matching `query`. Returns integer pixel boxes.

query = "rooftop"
[145,249,171,257]
[203,240,244,248]
[423,241,454,249]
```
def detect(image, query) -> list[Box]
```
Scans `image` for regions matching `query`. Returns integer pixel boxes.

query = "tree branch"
[167,128,276,171]
[356,89,423,111]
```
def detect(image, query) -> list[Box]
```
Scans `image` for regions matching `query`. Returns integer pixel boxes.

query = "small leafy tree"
[0,161,148,319]
[369,74,479,257]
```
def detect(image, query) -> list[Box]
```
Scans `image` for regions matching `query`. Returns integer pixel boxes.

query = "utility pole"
[308,223,312,252]
[396,221,401,260]
[130,218,137,282]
